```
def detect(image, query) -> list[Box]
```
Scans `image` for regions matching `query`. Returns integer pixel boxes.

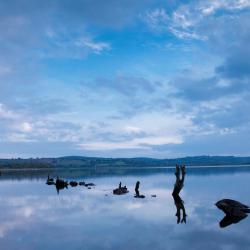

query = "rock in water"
[113,187,129,195]
[85,183,95,187]
[46,180,55,185]
[215,199,250,217]
[69,181,78,187]
[134,194,145,199]
[219,214,248,228]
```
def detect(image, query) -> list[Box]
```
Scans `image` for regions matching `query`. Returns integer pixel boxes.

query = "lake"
[0,166,250,250]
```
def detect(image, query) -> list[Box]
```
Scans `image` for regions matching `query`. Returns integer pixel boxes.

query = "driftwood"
[172,165,185,196]
[134,181,145,198]
[172,165,187,224]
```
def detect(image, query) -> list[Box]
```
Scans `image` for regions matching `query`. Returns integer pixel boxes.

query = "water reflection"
[172,165,187,224]
[2,165,250,181]
[215,199,250,228]
[219,214,248,228]
[55,178,68,194]
[1,167,250,250]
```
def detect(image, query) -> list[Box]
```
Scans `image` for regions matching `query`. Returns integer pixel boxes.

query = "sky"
[0,0,250,158]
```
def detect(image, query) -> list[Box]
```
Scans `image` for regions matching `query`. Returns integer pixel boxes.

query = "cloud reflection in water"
[0,168,249,250]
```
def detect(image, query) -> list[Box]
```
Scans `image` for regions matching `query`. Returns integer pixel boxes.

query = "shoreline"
[1,164,250,172]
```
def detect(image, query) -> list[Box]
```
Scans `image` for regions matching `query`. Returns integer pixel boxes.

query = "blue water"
[0,166,250,250]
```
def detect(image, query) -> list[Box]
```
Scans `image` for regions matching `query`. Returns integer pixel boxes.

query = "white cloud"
[78,112,195,151]
[219,127,235,135]
[79,135,183,151]
[22,206,34,218]
[0,220,24,238]
[6,133,34,142]
[169,27,206,40]
[143,8,169,31]
[0,103,17,119]
[0,65,12,76]
[143,0,250,40]
[126,203,143,210]
[75,38,110,54]
[20,122,33,132]
[200,0,250,15]
[124,125,143,134]
[142,6,204,40]
[39,28,111,59]
[172,6,198,29]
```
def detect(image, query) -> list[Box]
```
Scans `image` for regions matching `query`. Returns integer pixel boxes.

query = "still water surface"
[0,166,250,250]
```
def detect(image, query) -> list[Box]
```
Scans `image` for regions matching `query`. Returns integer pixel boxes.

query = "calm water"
[0,166,250,250]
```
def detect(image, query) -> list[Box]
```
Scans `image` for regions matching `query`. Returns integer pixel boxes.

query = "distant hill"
[1,156,250,169]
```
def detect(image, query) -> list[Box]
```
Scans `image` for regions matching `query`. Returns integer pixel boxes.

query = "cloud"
[79,136,183,151]
[0,0,250,157]
[0,102,83,144]
[199,0,250,15]
[19,122,33,133]
[0,65,12,76]
[78,111,195,151]
[40,29,111,59]
[143,8,169,32]
[216,46,250,80]
[142,5,202,39]
[94,76,158,95]
[169,73,243,102]
[163,5,250,134]
[0,103,17,119]
[75,38,110,54]
[169,27,206,40]
[124,126,144,134]
[17,98,72,115]
[142,0,250,40]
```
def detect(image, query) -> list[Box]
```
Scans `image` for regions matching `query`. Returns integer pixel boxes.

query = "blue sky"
[1,0,250,158]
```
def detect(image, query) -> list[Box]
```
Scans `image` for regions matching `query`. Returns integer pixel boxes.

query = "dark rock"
[46,180,55,185]
[46,175,54,185]
[85,183,95,187]
[215,199,250,228]
[113,187,129,195]
[134,194,145,199]
[56,178,68,187]
[134,181,145,198]
[69,181,78,187]
[215,199,250,216]
[55,178,68,194]
[47,175,54,182]
[219,214,248,228]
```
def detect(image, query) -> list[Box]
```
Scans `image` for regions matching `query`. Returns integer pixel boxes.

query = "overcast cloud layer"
[1,0,250,158]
